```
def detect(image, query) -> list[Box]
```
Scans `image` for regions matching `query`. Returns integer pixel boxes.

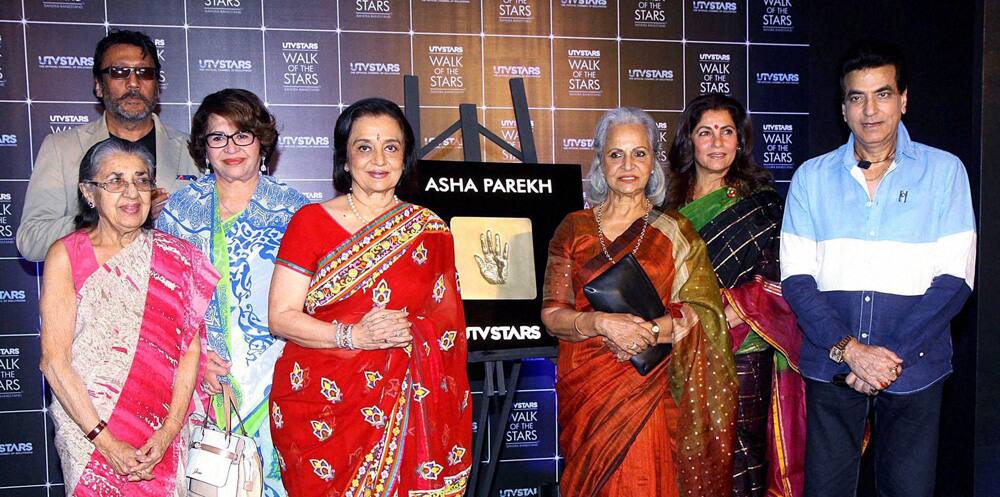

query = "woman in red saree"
[268,98,471,497]
[40,138,218,496]
[665,93,806,497]
[542,108,737,497]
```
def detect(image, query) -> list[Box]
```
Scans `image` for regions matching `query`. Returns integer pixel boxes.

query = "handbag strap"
[221,383,250,438]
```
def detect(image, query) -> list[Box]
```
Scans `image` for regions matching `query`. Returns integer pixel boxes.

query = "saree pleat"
[544,208,736,497]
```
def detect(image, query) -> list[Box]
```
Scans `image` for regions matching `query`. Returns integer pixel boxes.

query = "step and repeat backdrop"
[0,0,807,495]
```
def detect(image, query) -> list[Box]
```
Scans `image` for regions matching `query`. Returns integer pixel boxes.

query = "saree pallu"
[52,229,218,497]
[680,188,805,497]
[543,207,737,497]
[157,174,308,497]
[270,203,471,497]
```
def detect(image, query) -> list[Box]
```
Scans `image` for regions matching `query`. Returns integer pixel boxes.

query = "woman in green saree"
[665,93,805,497]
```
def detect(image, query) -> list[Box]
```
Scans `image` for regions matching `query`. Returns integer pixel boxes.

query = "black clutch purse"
[583,253,672,376]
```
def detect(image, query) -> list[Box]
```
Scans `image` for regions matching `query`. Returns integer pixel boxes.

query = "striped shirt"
[780,123,976,393]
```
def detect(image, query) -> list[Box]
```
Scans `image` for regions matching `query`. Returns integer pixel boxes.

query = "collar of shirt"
[839,122,918,172]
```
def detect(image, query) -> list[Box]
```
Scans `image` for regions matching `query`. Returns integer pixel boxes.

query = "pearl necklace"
[594,199,651,262]
[347,192,400,224]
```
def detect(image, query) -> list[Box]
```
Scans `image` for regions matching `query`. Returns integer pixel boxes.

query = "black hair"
[332,98,416,195]
[840,39,908,98]
[75,138,156,231]
[92,30,161,79]
[189,89,278,173]
[664,93,771,209]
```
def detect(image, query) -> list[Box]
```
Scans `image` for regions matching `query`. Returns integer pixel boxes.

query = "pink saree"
[51,229,218,497]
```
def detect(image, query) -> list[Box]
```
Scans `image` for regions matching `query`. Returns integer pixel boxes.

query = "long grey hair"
[584,107,667,206]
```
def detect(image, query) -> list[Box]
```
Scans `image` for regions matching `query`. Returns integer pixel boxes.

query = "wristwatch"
[829,336,854,364]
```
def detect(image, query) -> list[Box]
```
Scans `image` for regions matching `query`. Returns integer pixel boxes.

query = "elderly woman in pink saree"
[39,138,218,496]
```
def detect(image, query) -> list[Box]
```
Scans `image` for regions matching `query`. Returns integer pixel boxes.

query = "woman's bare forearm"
[541,307,602,342]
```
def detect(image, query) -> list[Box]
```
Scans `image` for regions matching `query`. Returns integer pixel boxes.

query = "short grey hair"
[83,138,155,182]
[584,107,667,206]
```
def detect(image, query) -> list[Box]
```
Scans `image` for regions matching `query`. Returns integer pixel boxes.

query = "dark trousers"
[803,378,944,497]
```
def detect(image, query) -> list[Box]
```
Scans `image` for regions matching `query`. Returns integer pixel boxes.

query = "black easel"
[403,77,555,497]
[404,76,538,164]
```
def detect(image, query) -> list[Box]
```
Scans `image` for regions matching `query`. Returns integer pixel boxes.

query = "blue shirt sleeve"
[780,164,857,352]
[886,157,975,367]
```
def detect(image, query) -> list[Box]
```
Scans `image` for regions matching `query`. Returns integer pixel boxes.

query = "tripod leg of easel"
[478,360,522,497]
[469,360,496,493]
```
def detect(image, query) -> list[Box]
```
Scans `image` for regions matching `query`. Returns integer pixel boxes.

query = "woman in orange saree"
[541,108,737,497]
[268,98,471,497]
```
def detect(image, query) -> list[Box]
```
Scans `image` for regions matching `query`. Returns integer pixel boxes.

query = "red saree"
[270,203,471,497]
[542,208,737,497]
[724,277,805,497]
[54,229,218,497]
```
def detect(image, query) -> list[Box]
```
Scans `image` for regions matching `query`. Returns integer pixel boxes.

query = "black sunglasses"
[99,66,158,81]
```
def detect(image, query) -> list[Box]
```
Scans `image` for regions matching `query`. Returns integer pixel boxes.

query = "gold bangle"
[572,312,586,336]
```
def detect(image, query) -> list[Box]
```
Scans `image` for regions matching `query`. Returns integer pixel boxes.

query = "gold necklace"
[594,199,651,262]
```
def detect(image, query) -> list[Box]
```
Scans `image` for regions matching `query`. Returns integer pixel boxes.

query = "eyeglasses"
[83,177,156,193]
[99,66,159,81]
[205,131,256,149]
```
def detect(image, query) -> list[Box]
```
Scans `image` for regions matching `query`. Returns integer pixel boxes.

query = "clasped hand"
[595,312,661,361]
[95,426,177,482]
[351,307,413,350]
[843,342,903,395]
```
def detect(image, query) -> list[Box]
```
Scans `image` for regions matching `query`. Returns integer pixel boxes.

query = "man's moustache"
[116,91,153,104]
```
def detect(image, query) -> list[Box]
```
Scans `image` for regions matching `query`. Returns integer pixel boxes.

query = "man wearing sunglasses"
[16,29,201,262]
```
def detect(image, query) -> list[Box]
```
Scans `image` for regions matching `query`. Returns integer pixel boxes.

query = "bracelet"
[572,313,586,336]
[333,321,356,350]
[334,321,346,349]
[334,320,343,348]
[345,324,355,350]
[85,419,107,441]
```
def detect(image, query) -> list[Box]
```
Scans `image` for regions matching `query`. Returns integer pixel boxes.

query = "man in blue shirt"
[780,40,975,497]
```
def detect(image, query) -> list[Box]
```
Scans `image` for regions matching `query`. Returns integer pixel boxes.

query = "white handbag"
[186,384,264,497]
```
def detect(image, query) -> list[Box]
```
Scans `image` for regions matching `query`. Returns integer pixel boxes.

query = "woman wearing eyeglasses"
[156,88,309,497]
[40,137,219,495]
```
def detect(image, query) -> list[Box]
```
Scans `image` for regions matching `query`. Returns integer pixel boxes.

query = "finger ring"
[869,387,878,395]
[630,341,637,348]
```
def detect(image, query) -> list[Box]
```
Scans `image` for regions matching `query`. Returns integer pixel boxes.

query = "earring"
[205,157,211,170]
[344,165,349,172]
[87,200,95,208]
[259,156,267,174]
